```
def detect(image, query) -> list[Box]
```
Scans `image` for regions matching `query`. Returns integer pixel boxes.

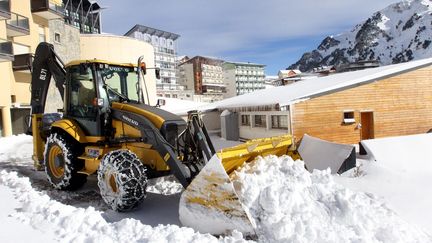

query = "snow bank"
[147,176,183,195]
[0,134,33,162]
[1,134,430,242]
[232,155,431,243]
[0,170,247,243]
[337,133,432,234]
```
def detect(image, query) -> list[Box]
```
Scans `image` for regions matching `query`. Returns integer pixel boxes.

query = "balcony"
[13,53,33,73]
[0,0,11,20]
[31,0,64,20]
[0,40,14,62]
[6,12,30,37]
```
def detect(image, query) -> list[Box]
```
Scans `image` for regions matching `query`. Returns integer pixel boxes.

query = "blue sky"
[98,0,399,75]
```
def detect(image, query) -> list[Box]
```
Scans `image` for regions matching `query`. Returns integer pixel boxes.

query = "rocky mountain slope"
[289,0,432,72]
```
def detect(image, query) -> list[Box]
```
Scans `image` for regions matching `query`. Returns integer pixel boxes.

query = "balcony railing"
[13,53,33,73]
[6,12,30,37]
[31,0,64,20]
[0,39,14,62]
[0,0,11,20]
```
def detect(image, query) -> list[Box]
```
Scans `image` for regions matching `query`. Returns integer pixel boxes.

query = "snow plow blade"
[298,134,356,174]
[179,134,297,235]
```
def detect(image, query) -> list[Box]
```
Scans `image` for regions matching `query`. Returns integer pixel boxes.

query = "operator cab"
[64,61,141,136]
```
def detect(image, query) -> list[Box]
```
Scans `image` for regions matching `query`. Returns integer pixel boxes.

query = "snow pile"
[232,155,431,243]
[336,133,432,233]
[0,134,32,162]
[147,176,183,195]
[0,170,247,243]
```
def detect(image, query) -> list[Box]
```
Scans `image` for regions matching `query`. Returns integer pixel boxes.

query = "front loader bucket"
[179,134,296,235]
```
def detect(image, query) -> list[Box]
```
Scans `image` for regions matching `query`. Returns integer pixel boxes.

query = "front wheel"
[44,133,87,190]
[97,150,147,211]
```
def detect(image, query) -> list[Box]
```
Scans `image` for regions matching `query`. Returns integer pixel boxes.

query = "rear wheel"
[97,150,147,211]
[44,133,87,190]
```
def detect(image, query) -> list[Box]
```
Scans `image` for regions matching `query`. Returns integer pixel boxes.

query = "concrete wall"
[80,35,158,105]
[202,111,221,132]
[49,19,81,63]
[179,63,194,90]
[45,20,81,113]
[223,68,236,98]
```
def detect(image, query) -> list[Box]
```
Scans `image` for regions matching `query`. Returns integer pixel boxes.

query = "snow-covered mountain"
[289,0,432,72]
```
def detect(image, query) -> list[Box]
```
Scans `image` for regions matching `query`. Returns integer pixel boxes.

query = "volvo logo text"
[122,115,139,126]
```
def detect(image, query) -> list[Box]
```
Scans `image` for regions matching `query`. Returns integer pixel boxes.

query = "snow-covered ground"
[335,133,432,234]
[0,134,431,242]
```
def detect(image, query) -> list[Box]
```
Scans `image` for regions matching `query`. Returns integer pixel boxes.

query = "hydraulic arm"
[29,42,66,129]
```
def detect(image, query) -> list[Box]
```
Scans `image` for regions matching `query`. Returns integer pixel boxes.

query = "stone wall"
[44,20,80,113]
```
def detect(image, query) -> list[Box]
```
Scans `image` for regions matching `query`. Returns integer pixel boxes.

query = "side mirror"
[156,98,166,107]
[140,62,147,75]
[155,68,160,79]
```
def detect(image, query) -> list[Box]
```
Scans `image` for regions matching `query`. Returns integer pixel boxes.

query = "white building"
[223,62,266,98]
[124,25,180,95]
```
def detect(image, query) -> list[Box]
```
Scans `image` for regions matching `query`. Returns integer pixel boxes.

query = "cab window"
[101,65,139,103]
[68,66,97,118]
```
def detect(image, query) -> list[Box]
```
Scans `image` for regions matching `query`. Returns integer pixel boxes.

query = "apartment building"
[177,56,226,103]
[124,25,180,96]
[223,62,266,97]
[0,0,65,136]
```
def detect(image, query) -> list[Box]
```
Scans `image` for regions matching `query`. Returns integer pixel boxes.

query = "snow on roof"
[279,69,301,74]
[159,98,208,115]
[202,58,432,110]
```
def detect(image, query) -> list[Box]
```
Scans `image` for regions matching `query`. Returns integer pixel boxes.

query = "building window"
[254,115,266,127]
[54,33,61,43]
[271,115,288,129]
[343,111,355,124]
[241,115,250,126]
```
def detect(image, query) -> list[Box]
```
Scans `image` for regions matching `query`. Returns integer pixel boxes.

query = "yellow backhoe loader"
[28,42,353,236]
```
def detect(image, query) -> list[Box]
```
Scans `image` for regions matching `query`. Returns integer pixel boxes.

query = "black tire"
[97,149,147,211]
[44,132,87,190]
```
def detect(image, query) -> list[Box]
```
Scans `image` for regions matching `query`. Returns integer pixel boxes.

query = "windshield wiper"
[104,84,130,103]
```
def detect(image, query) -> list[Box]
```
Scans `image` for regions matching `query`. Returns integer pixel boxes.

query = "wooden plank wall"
[292,65,432,144]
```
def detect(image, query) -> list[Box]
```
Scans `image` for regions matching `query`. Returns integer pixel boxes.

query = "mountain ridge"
[289,0,432,72]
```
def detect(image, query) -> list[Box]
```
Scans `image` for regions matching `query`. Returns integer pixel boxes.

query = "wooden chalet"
[201,58,432,145]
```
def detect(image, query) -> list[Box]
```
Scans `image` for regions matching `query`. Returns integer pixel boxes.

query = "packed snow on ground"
[0,135,246,243]
[0,134,431,242]
[335,133,432,234]
[0,170,248,243]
